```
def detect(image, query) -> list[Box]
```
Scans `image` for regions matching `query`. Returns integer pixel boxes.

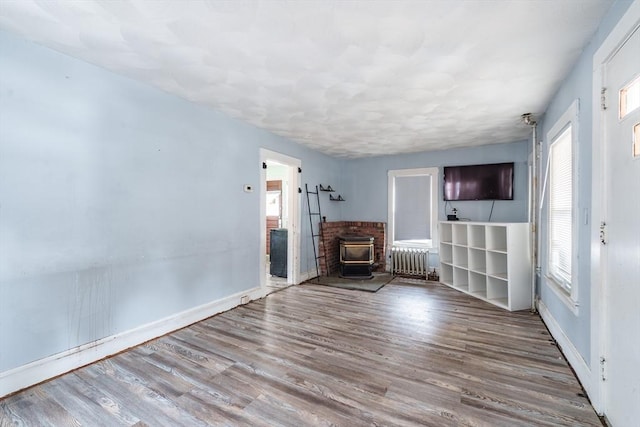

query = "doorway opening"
[260,149,301,294]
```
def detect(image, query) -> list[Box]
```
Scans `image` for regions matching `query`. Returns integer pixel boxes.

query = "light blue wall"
[537,0,633,364]
[341,141,529,270]
[0,31,344,372]
[342,141,530,224]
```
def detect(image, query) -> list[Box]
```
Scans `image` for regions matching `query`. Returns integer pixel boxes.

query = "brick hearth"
[318,221,386,276]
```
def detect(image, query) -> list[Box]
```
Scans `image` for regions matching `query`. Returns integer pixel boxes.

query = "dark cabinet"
[269,228,287,277]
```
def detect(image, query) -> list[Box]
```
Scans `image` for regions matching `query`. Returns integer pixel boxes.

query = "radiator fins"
[391,247,429,277]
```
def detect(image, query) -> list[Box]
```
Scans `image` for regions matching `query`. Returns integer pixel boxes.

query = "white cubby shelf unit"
[439,221,532,311]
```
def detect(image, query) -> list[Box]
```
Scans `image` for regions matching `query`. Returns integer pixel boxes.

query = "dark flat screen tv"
[443,162,514,201]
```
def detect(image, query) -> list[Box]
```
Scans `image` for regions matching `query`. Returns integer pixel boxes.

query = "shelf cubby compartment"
[453,267,469,291]
[440,223,453,244]
[440,263,454,286]
[487,251,508,279]
[468,225,486,249]
[440,243,453,263]
[452,245,469,268]
[487,276,509,308]
[486,226,508,252]
[438,221,531,312]
[469,271,487,299]
[452,223,468,246]
[468,248,486,273]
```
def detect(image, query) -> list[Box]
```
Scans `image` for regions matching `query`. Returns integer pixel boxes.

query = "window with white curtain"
[545,99,579,309]
[548,126,573,290]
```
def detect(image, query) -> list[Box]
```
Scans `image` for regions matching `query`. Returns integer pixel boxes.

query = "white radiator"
[391,247,429,276]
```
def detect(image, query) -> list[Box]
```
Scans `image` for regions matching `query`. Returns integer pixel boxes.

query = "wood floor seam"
[0,279,601,426]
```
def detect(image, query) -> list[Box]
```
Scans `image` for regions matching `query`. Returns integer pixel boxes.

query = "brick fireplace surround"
[319,221,386,276]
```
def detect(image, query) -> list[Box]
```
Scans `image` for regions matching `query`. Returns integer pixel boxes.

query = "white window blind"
[548,126,573,289]
[388,167,438,249]
[394,175,431,241]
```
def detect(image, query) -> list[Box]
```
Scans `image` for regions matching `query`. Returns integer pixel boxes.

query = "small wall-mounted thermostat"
[243,184,253,193]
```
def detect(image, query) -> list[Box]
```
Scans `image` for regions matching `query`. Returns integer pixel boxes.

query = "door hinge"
[262,162,267,169]
[600,356,606,381]
[298,167,302,173]
[600,221,607,245]
[601,88,607,111]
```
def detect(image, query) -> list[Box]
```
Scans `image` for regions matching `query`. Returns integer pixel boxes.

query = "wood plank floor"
[0,279,602,426]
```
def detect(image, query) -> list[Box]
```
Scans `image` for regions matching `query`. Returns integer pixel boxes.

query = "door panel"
[603,25,640,426]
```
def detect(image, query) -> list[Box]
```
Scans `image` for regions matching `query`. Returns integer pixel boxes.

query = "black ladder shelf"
[305,184,328,279]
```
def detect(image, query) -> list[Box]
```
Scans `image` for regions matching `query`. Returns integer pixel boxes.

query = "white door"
[602,24,640,426]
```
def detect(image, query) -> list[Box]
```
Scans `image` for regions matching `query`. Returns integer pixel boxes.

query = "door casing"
[260,148,301,290]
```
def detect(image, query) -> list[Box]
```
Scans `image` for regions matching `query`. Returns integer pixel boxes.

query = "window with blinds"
[548,125,573,290]
[394,175,432,241]
[388,167,438,249]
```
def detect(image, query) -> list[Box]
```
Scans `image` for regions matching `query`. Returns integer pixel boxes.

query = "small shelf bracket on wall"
[319,184,334,192]
[329,194,345,201]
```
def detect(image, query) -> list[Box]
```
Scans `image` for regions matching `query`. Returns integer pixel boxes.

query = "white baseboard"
[537,300,593,397]
[298,268,317,283]
[0,286,263,398]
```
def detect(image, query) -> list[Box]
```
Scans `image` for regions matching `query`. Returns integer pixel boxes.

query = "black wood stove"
[339,234,374,279]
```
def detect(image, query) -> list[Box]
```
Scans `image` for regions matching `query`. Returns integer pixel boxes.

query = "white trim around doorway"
[260,149,302,291]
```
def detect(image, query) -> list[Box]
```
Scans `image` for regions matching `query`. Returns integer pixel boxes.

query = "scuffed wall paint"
[0,30,344,373]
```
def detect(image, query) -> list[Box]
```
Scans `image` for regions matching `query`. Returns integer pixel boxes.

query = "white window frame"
[387,167,439,250]
[544,99,579,313]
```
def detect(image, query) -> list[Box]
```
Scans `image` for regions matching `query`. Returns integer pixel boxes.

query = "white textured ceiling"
[0,0,614,158]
